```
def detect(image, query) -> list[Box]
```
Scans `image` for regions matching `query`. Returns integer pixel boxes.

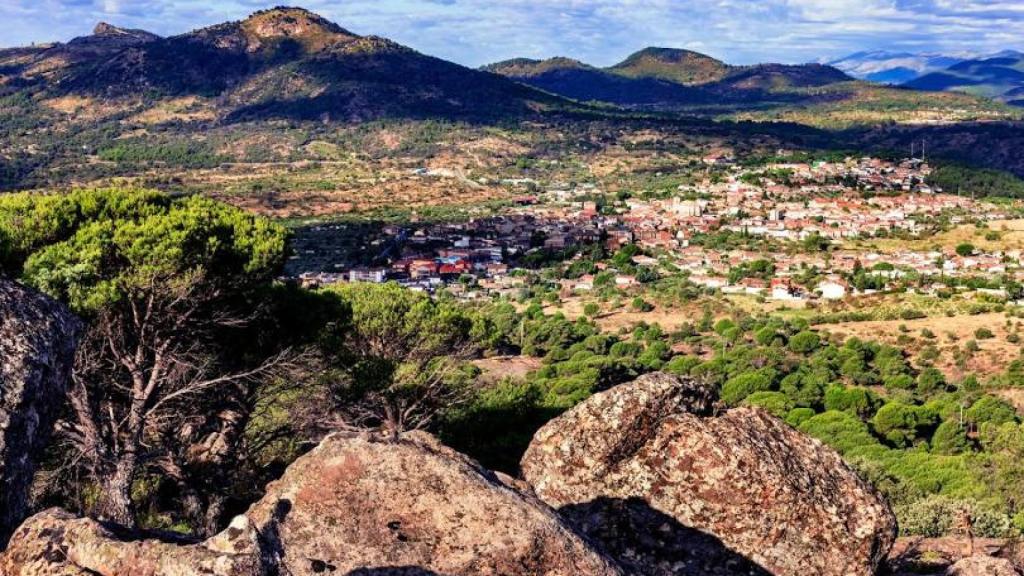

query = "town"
[289,156,1019,304]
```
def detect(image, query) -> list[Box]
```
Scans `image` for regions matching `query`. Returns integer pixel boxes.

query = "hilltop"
[608,47,732,85]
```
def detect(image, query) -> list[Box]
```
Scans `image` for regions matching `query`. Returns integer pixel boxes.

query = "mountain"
[904,51,1024,104]
[0,7,560,122]
[485,47,853,110]
[483,56,713,107]
[607,47,732,85]
[829,51,967,84]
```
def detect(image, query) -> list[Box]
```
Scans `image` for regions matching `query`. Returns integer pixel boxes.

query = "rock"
[0,508,261,575]
[0,278,81,546]
[0,432,623,576]
[243,430,622,575]
[521,372,897,576]
[947,556,1022,576]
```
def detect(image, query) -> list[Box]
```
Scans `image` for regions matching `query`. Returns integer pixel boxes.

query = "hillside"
[485,47,1016,128]
[0,7,560,122]
[905,51,1024,104]
[607,47,732,85]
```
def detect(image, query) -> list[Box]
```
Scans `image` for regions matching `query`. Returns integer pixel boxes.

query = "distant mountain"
[829,51,968,84]
[905,51,1024,104]
[0,7,560,122]
[486,47,853,110]
[607,47,732,85]
[483,56,713,107]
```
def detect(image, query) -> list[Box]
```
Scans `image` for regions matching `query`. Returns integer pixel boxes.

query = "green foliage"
[743,391,793,418]
[824,385,883,419]
[799,410,879,454]
[786,330,819,352]
[928,165,1024,200]
[871,402,937,448]
[897,495,1013,538]
[2,189,287,313]
[721,370,774,406]
[931,421,971,455]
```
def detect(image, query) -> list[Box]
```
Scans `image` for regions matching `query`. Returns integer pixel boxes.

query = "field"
[851,218,1024,253]
[818,312,1021,380]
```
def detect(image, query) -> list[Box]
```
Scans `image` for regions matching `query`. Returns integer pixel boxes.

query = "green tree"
[327,282,475,439]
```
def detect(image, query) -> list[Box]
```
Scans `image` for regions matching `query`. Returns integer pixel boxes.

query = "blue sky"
[1,0,1022,67]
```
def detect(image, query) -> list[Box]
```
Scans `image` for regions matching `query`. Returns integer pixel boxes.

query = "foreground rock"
[947,556,1021,576]
[0,278,81,546]
[521,372,898,576]
[1,432,622,576]
[0,508,261,575]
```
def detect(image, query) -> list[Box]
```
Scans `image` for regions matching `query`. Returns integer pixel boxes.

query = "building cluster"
[293,157,1016,302]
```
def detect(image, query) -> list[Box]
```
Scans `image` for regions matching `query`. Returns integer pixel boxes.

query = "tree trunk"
[94,458,137,529]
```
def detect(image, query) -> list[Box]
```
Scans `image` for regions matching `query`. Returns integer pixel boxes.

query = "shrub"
[824,385,883,419]
[743,392,793,418]
[788,331,821,354]
[975,327,995,340]
[785,407,816,427]
[798,410,879,454]
[721,370,774,406]
[897,496,1011,538]
[931,421,971,455]
[663,355,701,376]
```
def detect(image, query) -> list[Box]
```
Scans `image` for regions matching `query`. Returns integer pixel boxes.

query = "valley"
[1,5,1024,576]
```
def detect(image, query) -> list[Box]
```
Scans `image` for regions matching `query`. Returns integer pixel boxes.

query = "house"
[770,279,798,300]
[348,268,388,283]
[817,276,849,300]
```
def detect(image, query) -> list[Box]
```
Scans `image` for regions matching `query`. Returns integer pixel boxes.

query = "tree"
[956,243,976,257]
[789,331,821,354]
[326,283,475,439]
[10,190,293,531]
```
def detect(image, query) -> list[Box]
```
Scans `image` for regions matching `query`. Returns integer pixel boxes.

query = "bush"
[721,370,774,406]
[664,355,701,376]
[824,385,883,419]
[931,421,971,455]
[788,331,821,354]
[896,495,1011,538]
[798,410,879,454]
[785,407,816,427]
[743,391,793,418]
[917,368,947,395]
[975,327,995,340]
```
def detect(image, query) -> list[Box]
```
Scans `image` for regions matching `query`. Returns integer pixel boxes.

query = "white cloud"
[0,0,1020,66]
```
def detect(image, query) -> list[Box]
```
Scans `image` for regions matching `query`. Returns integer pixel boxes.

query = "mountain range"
[905,51,1024,105]
[483,48,854,111]
[0,8,557,123]
[828,50,970,85]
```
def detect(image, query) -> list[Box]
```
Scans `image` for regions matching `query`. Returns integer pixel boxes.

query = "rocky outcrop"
[0,508,261,575]
[947,556,1022,576]
[0,278,81,546]
[242,430,621,575]
[521,372,898,576]
[0,432,623,576]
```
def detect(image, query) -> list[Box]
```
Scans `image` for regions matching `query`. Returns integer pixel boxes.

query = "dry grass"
[851,219,1024,253]
[818,312,1022,380]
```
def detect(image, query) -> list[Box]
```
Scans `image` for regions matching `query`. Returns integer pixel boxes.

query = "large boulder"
[521,372,898,576]
[0,432,623,576]
[0,278,81,546]
[242,430,622,575]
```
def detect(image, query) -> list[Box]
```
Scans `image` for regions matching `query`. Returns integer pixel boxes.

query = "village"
[289,156,1021,304]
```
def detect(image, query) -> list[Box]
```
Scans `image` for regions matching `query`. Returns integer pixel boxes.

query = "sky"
[0,0,1022,67]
